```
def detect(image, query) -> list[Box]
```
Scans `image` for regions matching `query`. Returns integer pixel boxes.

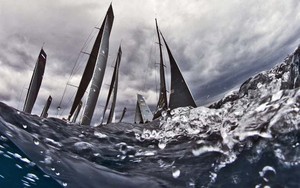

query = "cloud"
[1,0,300,124]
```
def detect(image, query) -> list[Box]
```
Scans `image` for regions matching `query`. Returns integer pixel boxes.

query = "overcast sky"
[1,0,300,124]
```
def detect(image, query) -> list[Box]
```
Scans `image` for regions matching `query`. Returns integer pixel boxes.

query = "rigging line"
[72,30,97,77]
[143,29,156,93]
[56,26,97,112]
[17,83,26,110]
[59,91,76,116]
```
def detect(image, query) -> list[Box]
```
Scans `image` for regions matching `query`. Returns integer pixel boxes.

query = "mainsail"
[40,95,52,118]
[81,5,114,125]
[153,19,168,120]
[101,46,122,124]
[67,5,111,121]
[160,32,197,109]
[23,48,47,113]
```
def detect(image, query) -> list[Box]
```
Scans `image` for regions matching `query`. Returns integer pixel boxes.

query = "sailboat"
[159,31,197,110]
[101,45,122,124]
[134,94,153,123]
[135,19,196,122]
[23,48,47,114]
[67,4,114,125]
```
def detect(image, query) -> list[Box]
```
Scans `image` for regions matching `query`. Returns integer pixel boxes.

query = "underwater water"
[0,49,300,187]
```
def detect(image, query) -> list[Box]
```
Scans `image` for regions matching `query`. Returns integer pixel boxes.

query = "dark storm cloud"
[1,0,300,124]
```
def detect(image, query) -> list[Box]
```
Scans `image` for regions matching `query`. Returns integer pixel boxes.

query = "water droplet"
[161,111,167,117]
[187,179,195,187]
[62,182,68,187]
[51,167,55,171]
[259,166,276,182]
[172,168,180,178]
[22,124,27,129]
[158,141,166,149]
[33,139,39,145]
[170,110,175,115]
[56,172,60,176]
[17,111,20,114]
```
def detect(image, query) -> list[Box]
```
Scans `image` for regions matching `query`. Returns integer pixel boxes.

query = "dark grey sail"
[81,4,114,125]
[153,19,168,120]
[40,95,52,118]
[71,101,82,123]
[23,48,47,113]
[160,32,197,110]
[134,94,153,124]
[67,6,109,121]
[101,46,122,124]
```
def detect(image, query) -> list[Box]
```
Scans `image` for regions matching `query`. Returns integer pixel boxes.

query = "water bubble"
[33,139,39,145]
[62,182,68,187]
[170,110,175,116]
[172,168,180,178]
[17,111,20,114]
[161,111,167,117]
[259,166,276,182]
[22,124,27,129]
[51,167,55,171]
[158,141,166,149]
[56,172,60,176]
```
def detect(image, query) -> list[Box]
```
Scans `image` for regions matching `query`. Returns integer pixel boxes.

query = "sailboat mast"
[153,19,168,119]
[119,107,127,122]
[160,32,197,110]
[40,95,52,118]
[107,46,122,124]
[67,9,107,121]
[81,5,114,125]
[101,46,122,124]
[23,48,47,113]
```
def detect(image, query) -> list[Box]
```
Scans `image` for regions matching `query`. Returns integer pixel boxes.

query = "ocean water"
[0,49,300,187]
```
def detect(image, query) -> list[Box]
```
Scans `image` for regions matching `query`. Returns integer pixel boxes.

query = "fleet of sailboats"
[21,4,197,125]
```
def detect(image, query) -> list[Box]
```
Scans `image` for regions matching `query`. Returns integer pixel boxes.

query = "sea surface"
[1,48,300,187]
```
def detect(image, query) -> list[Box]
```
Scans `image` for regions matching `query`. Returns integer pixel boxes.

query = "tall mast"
[40,95,52,118]
[67,6,108,121]
[107,46,122,124]
[160,32,197,110]
[153,19,168,119]
[119,107,127,122]
[23,48,47,113]
[81,5,114,125]
[101,45,122,124]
